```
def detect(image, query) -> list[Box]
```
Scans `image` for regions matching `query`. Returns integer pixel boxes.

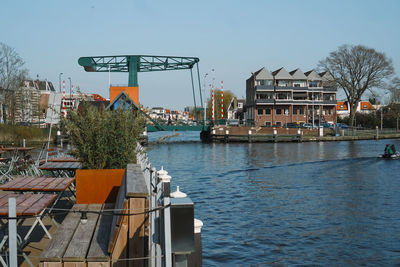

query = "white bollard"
[170,186,187,198]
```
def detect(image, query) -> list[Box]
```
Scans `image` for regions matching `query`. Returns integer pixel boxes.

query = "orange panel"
[76,169,125,204]
[110,86,139,105]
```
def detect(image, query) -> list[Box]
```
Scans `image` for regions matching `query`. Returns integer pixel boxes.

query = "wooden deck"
[40,164,149,267]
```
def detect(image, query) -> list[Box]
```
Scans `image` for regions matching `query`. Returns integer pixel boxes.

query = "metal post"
[9,198,17,267]
[196,63,204,123]
[202,73,208,125]
[312,89,314,128]
[128,56,139,87]
[163,197,172,267]
[68,77,72,110]
[381,108,383,130]
[190,68,197,121]
[58,73,63,93]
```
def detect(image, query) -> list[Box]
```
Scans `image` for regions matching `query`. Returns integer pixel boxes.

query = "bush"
[62,102,145,169]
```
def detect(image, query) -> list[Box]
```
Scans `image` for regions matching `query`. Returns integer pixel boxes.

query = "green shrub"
[62,102,145,169]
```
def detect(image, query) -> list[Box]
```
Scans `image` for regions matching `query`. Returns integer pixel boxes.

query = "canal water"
[147,132,400,266]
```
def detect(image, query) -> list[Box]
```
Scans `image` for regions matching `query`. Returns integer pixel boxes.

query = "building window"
[265,122,271,127]
[299,107,304,114]
[284,108,289,115]
[363,105,367,109]
[265,108,271,115]
[257,109,263,115]
[309,81,319,87]
[276,109,282,115]
[238,103,243,108]
[276,122,282,126]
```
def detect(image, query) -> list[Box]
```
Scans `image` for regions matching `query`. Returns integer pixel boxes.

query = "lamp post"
[203,73,208,124]
[59,73,63,93]
[68,77,72,110]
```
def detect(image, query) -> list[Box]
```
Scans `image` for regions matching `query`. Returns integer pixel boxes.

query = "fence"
[136,144,202,267]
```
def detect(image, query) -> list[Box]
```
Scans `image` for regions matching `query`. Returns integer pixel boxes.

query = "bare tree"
[319,44,394,127]
[388,77,400,103]
[0,42,28,90]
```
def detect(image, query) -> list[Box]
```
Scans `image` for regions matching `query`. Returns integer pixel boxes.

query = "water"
[147,132,400,266]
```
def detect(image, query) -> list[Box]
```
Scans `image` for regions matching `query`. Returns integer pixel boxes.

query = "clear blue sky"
[2,0,400,109]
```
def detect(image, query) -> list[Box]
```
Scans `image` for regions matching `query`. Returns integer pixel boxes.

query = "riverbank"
[201,126,400,143]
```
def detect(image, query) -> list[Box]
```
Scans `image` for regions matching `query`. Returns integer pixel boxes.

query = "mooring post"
[297,129,302,142]
[376,126,379,140]
[158,167,171,197]
[188,218,203,267]
[248,130,252,143]
[225,130,229,143]
[9,198,17,267]
[273,129,278,143]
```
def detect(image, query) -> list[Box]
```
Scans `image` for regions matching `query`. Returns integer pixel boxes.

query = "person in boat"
[391,144,396,154]
[384,144,393,156]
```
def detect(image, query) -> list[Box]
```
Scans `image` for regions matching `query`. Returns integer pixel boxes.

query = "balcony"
[256,99,274,104]
[321,100,337,105]
[292,86,308,91]
[322,87,337,92]
[275,99,294,104]
[275,86,294,90]
[255,85,274,90]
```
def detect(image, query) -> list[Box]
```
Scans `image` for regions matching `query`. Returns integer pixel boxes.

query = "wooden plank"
[108,170,127,252]
[0,194,31,216]
[40,204,88,261]
[16,194,45,215]
[128,198,147,267]
[88,262,110,267]
[108,200,127,254]
[125,164,149,198]
[63,204,102,261]
[43,262,62,267]
[9,176,37,189]
[87,203,114,261]
[111,201,129,267]
[24,177,48,190]
[0,177,25,190]
[52,178,75,191]
[32,178,55,191]
[22,194,57,216]
[63,262,86,267]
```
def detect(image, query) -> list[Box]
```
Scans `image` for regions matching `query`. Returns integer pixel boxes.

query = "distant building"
[336,100,375,118]
[227,97,245,120]
[245,67,337,126]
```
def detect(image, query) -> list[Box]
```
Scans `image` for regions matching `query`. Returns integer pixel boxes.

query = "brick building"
[245,67,337,126]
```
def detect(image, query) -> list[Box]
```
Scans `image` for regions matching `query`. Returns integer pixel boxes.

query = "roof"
[337,101,348,110]
[319,71,334,81]
[106,90,140,110]
[272,67,293,80]
[304,70,322,81]
[289,68,307,80]
[360,101,375,110]
[254,67,273,80]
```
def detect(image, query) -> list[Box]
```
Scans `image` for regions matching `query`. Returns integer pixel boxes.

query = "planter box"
[76,169,125,204]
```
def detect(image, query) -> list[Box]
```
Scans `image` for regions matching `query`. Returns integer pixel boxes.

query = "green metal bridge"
[78,55,208,132]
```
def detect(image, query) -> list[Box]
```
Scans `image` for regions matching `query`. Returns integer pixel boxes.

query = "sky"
[2,0,400,110]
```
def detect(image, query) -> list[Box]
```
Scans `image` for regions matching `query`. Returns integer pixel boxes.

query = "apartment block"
[245,67,337,127]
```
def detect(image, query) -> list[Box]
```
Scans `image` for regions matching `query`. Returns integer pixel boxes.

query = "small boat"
[379,152,400,160]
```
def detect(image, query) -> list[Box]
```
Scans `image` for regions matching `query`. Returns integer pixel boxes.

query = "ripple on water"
[148,137,400,266]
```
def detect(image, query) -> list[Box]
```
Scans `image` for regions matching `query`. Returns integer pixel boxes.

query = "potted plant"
[62,101,145,204]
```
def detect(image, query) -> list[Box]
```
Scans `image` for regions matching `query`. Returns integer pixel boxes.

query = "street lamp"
[59,73,63,93]
[68,77,72,110]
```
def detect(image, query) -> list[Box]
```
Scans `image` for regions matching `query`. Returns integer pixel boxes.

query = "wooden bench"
[40,164,149,267]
